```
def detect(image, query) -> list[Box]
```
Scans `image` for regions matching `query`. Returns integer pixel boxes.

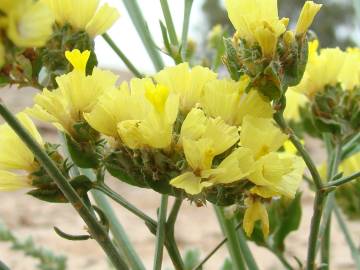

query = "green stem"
[102,33,144,78]
[334,205,360,269]
[160,0,178,46]
[306,192,326,270]
[122,0,164,71]
[214,206,246,270]
[270,249,293,270]
[94,183,157,233]
[92,190,146,270]
[0,260,10,270]
[165,198,185,270]
[320,141,341,270]
[0,104,128,270]
[181,0,194,57]
[274,112,323,190]
[153,195,168,270]
[238,229,259,270]
[324,170,360,188]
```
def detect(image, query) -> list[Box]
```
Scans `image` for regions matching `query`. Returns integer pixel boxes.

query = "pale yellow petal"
[0,171,31,191]
[243,198,269,237]
[86,3,120,37]
[170,172,212,195]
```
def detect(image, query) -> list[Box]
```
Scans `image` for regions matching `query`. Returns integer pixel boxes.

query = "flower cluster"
[27,50,305,236]
[0,0,54,67]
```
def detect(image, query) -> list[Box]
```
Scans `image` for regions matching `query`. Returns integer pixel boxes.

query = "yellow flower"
[240,115,288,159]
[43,0,120,37]
[225,0,288,57]
[27,50,118,135]
[243,198,269,237]
[284,89,308,121]
[201,78,273,125]
[340,152,360,177]
[248,153,305,198]
[295,1,322,36]
[0,112,43,172]
[170,108,244,194]
[0,171,31,191]
[65,49,91,73]
[5,0,54,47]
[154,63,217,112]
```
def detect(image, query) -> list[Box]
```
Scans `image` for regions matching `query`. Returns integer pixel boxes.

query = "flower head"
[43,0,120,37]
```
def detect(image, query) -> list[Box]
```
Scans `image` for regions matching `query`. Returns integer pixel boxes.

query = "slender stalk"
[320,141,341,269]
[165,198,185,270]
[181,0,194,57]
[324,170,360,188]
[271,250,293,270]
[92,190,146,270]
[153,195,169,270]
[238,229,260,270]
[0,104,128,270]
[274,112,323,189]
[334,205,360,269]
[102,33,144,78]
[122,0,164,71]
[93,183,157,233]
[306,192,326,270]
[214,206,246,270]
[60,134,145,270]
[160,0,178,46]
[0,260,10,270]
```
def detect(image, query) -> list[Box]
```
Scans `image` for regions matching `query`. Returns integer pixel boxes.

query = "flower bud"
[295,1,322,36]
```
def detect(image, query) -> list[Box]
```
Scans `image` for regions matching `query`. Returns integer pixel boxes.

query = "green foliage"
[221,258,233,270]
[0,222,67,270]
[183,249,201,270]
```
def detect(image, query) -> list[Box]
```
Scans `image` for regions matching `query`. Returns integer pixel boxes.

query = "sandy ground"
[0,87,359,270]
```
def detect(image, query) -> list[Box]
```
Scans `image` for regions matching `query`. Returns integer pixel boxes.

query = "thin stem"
[193,223,242,270]
[94,183,157,233]
[238,229,260,270]
[165,198,185,270]
[122,0,164,71]
[0,103,128,270]
[160,0,178,46]
[60,133,144,270]
[153,195,168,270]
[274,112,323,190]
[334,205,360,269]
[0,260,10,270]
[181,0,194,57]
[324,170,360,188]
[270,249,293,270]
[342,133,360,159]
[321,141,341,269]
[102,33,144,78]
[306,192,326,270]
[92,190,146,270]
[214,206,246,270]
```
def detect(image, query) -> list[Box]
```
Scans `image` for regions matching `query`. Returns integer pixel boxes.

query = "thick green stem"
[214,206,246,270]
[0,104,128,270]
[165,198,185,270]
[153,195,168,270]
[94,183,157,233]
[181,0,194,57]
[160,0,178,46]
[334,205,360,269]
[102,33,144,78]
[122,0,164,71]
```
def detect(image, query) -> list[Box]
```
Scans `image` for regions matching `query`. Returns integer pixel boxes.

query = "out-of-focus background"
[1,0,360,269]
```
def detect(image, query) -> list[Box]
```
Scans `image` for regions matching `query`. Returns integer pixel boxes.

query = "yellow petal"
[284,89,308,121]
[170,172,212,195]
[65,49,90,73]
[240,116,288,158]
[86,3,120,37]
[180,108,207,142]
[0,170,31,191]
[295,1,322,36]
[243,198,269,237]
[7,0,54,47]
[208,147,255,184]
[183,138,215,171]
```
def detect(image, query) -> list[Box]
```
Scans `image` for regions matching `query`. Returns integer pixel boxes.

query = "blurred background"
[1,0,360,269]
